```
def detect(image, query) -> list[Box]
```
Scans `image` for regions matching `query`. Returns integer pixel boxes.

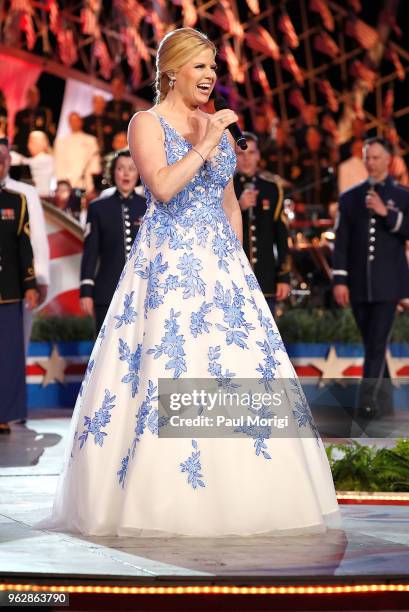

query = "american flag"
[46,0,59,34]
[346,17,379,50]
[38,207,84,317]
[245,26,280,60]
[212,1,244,38]
[220,42,245,83]
[252,62,272,95]
[19,12,35,50]
[386,47,406,81]
[309,0,334,32]
[318,79,339,113]
[350,60,377,91]
[281,50,304,87]
[347,0,362,13]
[94,37,114,80]
[314,32,340,59]
[114,0,146,28]
[57,28,78,67]
[278,11,299,49]
[288,88,307,112]
[382,87,394,121]
[245,0,259,15]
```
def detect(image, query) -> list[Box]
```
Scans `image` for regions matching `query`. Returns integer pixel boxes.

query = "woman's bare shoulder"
[128,108,163,140]
[129,108,161,129]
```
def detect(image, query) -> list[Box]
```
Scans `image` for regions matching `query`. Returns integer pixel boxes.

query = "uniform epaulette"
[258,170,282,186]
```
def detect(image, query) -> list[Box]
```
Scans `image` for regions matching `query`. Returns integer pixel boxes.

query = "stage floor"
[1,411,409,583]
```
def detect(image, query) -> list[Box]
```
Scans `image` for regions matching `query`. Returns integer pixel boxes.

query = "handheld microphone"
[366,176,378,218]
[214,96,248,150]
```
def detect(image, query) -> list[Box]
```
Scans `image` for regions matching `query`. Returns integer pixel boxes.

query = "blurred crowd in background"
[1,72,408,229]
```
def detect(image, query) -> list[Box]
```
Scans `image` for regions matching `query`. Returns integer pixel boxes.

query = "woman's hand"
[201,109,239,150]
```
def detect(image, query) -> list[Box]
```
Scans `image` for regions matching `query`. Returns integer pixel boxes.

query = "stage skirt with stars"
[0,303,26,422]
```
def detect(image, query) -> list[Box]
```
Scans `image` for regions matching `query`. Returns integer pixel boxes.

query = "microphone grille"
[214,96,228,111]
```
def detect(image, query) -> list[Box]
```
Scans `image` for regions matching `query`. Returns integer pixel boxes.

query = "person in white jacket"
[2,139,50,351]
[54,112,101,194]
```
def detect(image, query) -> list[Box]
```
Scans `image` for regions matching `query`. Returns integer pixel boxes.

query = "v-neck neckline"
[153,110,225,164]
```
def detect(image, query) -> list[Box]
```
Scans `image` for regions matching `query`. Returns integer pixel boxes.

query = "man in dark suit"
[234,132,291,313]
[0,142,38,432]
[333,137,409,417]
[13,86,54,156]
[105,76,134,136]
[83,95,114,156]
[80,150,146,335]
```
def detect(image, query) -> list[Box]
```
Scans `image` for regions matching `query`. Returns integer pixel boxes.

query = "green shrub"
[31,316,94,341]
[326,439,409,491]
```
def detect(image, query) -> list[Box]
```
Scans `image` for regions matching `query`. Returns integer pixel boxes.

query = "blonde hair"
[155,28,216,103]
[28,130,51,154]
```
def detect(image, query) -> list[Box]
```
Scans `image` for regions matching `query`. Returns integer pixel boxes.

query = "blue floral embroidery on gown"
[180,440,205,489]
[119,339,142,397]
[114,292,138,328]
[79,389,116,448]
[117,380,163,489]
[147,308,187,378]
[68,110,325,500]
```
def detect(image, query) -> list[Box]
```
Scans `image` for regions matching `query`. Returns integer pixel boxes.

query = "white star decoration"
[305,346,409,387]
[36,344,67,387]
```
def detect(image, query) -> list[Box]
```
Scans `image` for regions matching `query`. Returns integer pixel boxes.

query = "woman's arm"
[223,178,243,244]
[127,109,238,203]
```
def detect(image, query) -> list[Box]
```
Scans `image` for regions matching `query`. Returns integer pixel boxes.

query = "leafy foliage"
[31,316,94,341]
[326,439,409,491]
[31,309,409,343]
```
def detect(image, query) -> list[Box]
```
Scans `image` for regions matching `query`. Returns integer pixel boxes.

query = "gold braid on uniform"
[17,194,27,235]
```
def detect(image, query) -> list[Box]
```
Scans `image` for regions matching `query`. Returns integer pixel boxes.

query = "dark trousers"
[265,296,276,316]
[351,301,397,413]
[95,304,109,338]
[351,301,397,378]
[0,302,26,422]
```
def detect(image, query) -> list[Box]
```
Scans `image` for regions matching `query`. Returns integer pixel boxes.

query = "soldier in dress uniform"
[105,76,134,136]
[0,144,38,432]
[80,149,146,335]
[13,86,54,156]
[233,132,291,313]
[333,137,409,417]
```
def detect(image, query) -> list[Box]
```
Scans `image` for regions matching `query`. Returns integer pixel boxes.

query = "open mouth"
[197,83,212,94]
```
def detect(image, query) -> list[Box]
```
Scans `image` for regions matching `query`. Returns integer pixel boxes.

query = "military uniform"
[0,187,36,424]
[234,170,291,308]
[80,189,147,334]
[105,100,134,135]
[83,113,115,156]
[333,176,409,414]
[13,106,54,155]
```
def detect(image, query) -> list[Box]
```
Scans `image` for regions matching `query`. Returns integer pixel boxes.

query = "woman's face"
[114,156,138,194]
[173,47,217,107]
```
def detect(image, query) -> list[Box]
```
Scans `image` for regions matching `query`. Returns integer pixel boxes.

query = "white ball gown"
[38,111,340,537]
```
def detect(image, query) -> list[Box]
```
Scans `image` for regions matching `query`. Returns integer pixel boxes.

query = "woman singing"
[39,28,340,537]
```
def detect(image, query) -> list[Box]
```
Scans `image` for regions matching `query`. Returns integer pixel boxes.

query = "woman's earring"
[169,78,175,88]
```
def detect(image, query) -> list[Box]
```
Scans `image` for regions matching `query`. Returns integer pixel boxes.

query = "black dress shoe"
[0,424,11,434]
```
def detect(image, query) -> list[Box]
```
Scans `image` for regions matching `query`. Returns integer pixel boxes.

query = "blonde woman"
[11,130,55,196]
[39,28,340,537]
